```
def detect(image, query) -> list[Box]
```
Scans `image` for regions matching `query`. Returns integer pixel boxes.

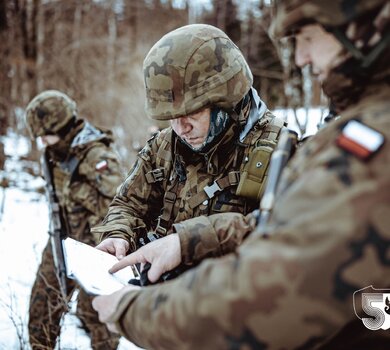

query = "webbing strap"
[145,168,165,183]
[155,188,177,235]
[262,116,284,142]
[155,130,172,169]
[188,171,240,209]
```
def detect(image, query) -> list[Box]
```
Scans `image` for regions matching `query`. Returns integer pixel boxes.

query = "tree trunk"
[36,0,44,93]
[0,0,9,134]
[127,0,138,51]
[215,0,227,31]
[72,1,82,68]
[107,0,117,85]
[0,0,7,30]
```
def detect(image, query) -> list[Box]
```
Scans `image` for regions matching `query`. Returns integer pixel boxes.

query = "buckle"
[151,168,164,182]
[228,171,240,185]
[204,181,221,199]
[155,219,167,235]
[147,231,162,242]
[165,191,176,203]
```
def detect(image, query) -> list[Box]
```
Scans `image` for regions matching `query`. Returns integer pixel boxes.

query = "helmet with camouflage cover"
[25,90,77,139]
[270,0,387,39]
[143,24,253,121]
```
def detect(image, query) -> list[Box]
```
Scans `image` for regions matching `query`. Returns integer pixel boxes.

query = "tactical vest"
[145,112,285,236]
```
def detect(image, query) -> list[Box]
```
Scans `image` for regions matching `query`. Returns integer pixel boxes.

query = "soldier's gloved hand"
[95,237,129,260]
[109,234,181,283]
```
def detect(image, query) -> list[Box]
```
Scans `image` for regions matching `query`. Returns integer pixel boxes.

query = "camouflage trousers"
[28,240,120,350]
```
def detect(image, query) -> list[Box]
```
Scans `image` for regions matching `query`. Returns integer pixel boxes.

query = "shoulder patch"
[95,159,108,171]
[336,120,384,160]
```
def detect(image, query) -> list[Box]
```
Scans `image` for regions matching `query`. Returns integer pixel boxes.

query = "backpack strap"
[145,129,173,185]
[147,129,178,235]
[260,114,285,143]
[155,187,178,235]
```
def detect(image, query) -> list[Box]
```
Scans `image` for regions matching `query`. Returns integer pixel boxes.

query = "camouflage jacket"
[104,83,390,349]
[51,121,123,245]
[92,88,283,252]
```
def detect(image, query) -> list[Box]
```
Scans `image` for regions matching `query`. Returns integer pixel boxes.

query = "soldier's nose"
[295,42,311,68]
[172,117,191,136]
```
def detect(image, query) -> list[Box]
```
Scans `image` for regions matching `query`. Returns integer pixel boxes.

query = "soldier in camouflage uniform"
[92,24,284,271]
[25,90,122,350]
[92,1,390,349]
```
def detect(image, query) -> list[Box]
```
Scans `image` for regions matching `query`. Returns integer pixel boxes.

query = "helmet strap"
[56,116,78,138]
[330,27,390,69]
[233,93,251,126]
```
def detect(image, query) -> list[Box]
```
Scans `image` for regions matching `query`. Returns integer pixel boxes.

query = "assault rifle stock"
[256,128,298,234]
[41,149,68,298]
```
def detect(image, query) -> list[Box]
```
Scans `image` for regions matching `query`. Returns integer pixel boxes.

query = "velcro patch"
[336,120,384,160]
[95,160,108,171]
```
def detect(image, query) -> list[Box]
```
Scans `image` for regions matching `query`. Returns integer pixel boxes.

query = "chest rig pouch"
[236,139,276,201]
[236,115,284,201]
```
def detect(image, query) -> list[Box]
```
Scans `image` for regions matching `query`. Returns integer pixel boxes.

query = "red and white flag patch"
[336,120,384,160]
[96,160,108,171]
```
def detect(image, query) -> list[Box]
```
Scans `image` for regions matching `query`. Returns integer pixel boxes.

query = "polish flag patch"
[96,160,108,171]
[336,120,384,160]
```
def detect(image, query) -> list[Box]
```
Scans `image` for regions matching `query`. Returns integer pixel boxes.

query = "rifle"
[256,127,298,235]
[41,149,68,298]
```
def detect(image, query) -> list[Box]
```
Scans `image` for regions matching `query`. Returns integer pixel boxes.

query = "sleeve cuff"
[173,215,220,265]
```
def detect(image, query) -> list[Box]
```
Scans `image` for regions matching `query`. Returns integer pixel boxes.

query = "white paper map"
[63,237,139,295]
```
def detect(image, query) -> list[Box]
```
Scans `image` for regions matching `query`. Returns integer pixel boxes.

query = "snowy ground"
[0,131,141,350]
[273,106,327,138]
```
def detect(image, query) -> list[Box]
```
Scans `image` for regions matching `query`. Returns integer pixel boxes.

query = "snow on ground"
[273,106,327,138]
[0,131,141,350]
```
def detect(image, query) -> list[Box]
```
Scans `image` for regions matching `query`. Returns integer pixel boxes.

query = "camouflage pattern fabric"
[269,0,387,39]
[99,82,390,349]
[144,24,253,120]
[29,121,123,350]
[173,211,257,266]
[91,105,282,253]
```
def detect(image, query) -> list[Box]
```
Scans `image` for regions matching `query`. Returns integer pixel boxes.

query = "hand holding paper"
[63,238,139,295]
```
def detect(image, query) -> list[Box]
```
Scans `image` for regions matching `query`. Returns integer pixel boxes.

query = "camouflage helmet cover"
[25,90,77,138]
[143,24,253,120]
[270,0,387,39]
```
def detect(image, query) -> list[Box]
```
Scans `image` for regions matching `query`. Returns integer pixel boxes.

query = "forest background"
[0,0,326,167]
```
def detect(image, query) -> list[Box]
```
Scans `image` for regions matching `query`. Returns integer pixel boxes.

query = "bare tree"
[127,0,138,51]
[0,0,187,161]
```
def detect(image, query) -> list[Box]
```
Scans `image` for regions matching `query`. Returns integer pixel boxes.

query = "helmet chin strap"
[330,27,390,69]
